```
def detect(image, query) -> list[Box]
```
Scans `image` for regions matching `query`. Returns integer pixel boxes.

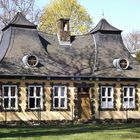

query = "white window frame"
[100,86,114,109]
[123,86,135,109]
[2,85,18,110]
[53,86,67,109]
[28,85,43,110]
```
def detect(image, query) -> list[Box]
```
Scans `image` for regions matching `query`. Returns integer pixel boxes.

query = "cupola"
[2,12,37,31]
[90,18,122,34]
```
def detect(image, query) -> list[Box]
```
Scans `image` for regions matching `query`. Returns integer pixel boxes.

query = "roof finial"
[102,11,105,19]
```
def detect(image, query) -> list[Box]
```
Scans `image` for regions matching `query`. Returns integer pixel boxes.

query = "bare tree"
[0,0,40,29]
[123,30,140,52]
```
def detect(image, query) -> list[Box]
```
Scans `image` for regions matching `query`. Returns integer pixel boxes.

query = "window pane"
[11,98,16,108]
[108,98,112,102]
[54,87,58,96]
[83,88,89,92]
[102,98,106,102]
[4,98,9,108]
[77,88,81,93]
[108,88,112,96]
[61,98,65,107]
[29,87,34,96]
[108,102,113,108]
[102,88,106,96]
[4,87,8,96]
[54,98,59,107]
[124,98,128,102]
[29,98,35,108]
[36,87,41,96]
[11,87,16,96]
[129,102,135,108]
[130,88,133,96]
[101,102,106,108]
[124,88,127,96]
[61,87,65,96]
[36,98,41,108]
[129,98,133,102]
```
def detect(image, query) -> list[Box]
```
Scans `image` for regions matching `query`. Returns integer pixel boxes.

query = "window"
[53,86,67,109]
[28,86,43,110]
[77,87,89,93]
[123,86,135,109]
[22,55,38,68]
[100,86,114,109]
[2,85,18,110]
[27,55,38,67]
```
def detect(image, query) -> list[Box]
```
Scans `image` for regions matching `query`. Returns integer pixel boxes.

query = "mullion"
[107,87,113,108]
[105,88,108,108]
[127,88,130,108]
[58,87,61,108]
[34,87,37,109]
[8,86,11,109]
[35,87,42,109]
[10,86,16,109]
[123,87,128,108]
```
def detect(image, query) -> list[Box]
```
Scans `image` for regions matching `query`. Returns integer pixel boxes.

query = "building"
[0,12,140,125]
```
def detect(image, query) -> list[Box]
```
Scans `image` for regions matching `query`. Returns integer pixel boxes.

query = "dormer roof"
[90,18,122,34]
[2,12,37,31]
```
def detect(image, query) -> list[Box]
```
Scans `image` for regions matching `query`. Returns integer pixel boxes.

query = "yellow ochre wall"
[0,79,140,122]
[93,81,140,120]
[0,79,75,122]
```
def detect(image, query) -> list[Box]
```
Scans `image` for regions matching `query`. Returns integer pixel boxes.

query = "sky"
[35,0,140,35]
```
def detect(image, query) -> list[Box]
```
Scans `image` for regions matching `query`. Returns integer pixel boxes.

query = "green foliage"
[0,123,140,140]
[38,0,93,35]
[136,51,140,63]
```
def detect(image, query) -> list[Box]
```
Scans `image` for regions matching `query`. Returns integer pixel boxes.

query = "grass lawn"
[0,123,140,140]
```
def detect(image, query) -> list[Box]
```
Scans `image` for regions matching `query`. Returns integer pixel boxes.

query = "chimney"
[57,18,71,44]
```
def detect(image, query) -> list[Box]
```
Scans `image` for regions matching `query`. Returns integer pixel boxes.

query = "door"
[78,93,92,121]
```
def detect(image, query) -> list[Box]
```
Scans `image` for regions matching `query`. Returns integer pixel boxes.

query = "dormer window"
[27,55,38,67]
[113,58,129,70]
[22,55,39,68]
[119,59,128,69]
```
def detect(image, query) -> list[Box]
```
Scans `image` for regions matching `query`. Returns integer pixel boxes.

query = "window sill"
[25,108,44,112]
[99,108,117,111]
[2,109,19,112]
[120,107,138,111]
[51,108,69,111]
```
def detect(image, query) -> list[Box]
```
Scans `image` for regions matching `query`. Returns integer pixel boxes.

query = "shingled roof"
[0,12,139,79]
[90,18,122,34]
[2,12,37,31]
